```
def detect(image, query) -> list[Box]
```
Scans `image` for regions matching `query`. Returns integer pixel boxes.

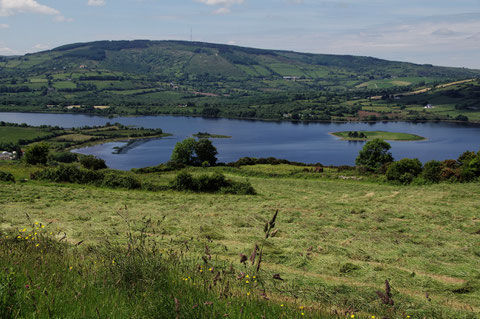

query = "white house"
[0,151,13,160]
[424,104,434,109]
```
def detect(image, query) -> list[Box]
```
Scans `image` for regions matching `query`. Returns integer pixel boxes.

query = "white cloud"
[212,7,231,14]
[33,43,50,50]
[87,0,106,7]
[0,0,60,16]
[54,15,73,22]
[0,46,17,55]
[0,23,8,28]
[195,0,244,5]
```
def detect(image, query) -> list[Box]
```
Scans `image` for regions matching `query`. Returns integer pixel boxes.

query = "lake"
[1,112,479,170]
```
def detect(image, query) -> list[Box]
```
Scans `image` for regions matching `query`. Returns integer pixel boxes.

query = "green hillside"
[0,40,479,121]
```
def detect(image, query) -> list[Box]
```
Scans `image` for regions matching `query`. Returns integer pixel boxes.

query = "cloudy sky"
[0,0,479,68]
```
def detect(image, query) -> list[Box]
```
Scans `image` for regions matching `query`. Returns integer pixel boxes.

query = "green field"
[1,162,479,318]
[0,126,53,144]
[331,131,426,141]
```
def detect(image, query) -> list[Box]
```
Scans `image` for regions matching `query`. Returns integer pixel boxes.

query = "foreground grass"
[1,163,479,318]
[0,223,335,318]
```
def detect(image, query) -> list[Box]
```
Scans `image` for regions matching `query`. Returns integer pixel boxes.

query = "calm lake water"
[1,112,480,170]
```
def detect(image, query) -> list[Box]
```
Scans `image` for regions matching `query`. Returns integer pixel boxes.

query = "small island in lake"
[331,131,426,141]
[193,132,232,139]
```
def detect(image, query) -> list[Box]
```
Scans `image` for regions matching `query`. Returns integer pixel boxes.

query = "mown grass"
[0,219,337,318]
[0,162,479,318]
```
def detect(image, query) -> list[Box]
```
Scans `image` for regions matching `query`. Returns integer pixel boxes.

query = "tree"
[195,139,218,166]
[356,139,393,172]
[170,138,218,166]
[24,143,50,165]
[170,138,197,165]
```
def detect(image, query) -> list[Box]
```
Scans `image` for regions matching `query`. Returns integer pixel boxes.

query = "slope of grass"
[0,162,479,318]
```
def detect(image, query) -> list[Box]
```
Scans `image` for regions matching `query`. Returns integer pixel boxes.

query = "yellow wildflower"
[351,315,355,318]
[41,225,45,228]
[35,222,39,225]
[247,292,250,296]
[246,275,249,278]
[245,280,249,284]
[36,244,40,247]
[301,313,304,316]
[280,304,284,307]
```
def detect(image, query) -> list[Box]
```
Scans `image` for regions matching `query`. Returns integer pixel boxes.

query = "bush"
[50,152,78,163]
[170,171,255,195]
[170,171,197,191]
[31,165,104,184]
[102,172,142,190]
[24,143,50,165]
[80,156,107,170]
[0,171,15,182]
[422,160,442,183]
[385,158,422,184]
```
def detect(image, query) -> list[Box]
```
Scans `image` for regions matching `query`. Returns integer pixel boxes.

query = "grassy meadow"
[1,162,479,318]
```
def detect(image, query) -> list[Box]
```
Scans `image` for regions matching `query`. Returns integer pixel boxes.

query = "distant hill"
[0,40,479,121]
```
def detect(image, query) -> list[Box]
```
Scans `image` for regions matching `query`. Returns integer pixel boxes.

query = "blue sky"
[0,0,479,68]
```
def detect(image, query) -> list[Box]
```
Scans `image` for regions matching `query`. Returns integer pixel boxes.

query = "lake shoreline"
[1,110,479,126]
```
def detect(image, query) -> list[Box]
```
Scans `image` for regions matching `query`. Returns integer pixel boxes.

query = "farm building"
[0,151,15,160]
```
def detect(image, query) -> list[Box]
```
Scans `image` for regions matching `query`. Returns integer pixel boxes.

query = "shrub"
[50,152,78,163]
[31,165,104,184]
[0,171,15,182]
[385,158,422,184]
[220,181,256,195]
[195,172,228,192]
[170,171,255,195]
[24,143,50,165]
[422,160,442,183]
[102,172,141,190]
[169,171,196,191]
[80,156,107,170]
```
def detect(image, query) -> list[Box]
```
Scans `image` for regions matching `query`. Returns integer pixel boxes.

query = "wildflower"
[22,228,26,232]
[299,306,304,310]
[372,316,376,319]
[246,275,249,278]
[247,292,250,296]
[17,235,21,239]
[25,236,29,240]
[41,225,45,228]
[209,267,213,272]
[253,276,256,279]
[69,266,73,270]
[35,222,39,225]
[34,232,37,236]
[200,269,203,273]
[351,315,355,318]
[36,244,40,247]
[245,280,249,284]
[280,304,284,307]
[301,313,304,316]
[112,259,115,265]
[5,236,8,239]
